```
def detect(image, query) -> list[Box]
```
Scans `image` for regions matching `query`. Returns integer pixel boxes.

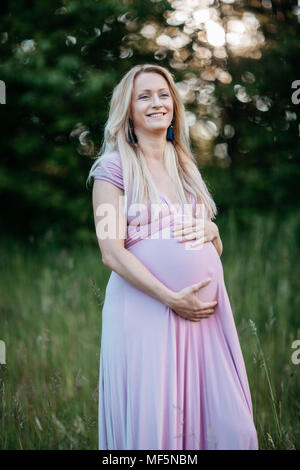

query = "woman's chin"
[146,123,168,131]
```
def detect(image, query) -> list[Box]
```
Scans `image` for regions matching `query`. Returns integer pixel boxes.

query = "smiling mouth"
[147,112,167,118]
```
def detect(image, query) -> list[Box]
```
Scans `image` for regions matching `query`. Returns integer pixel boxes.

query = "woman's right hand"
[167,278,218,322]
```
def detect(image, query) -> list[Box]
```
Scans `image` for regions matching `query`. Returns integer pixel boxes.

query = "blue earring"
[128,118,138,144]
[167,116,175,141]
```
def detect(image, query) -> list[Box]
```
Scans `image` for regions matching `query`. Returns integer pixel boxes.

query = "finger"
[191,278,211,292]
[181,314,201,322]
[191,278,211,290]
[190,240,204,248]
[200,300,218,308]
[192,236,208,245]
[191,315,209,321]
[173,224,194,236]
[190,235,205,247]
[173,220,191,229]
[173,226,193,237]
[186,316,204,322]
[180,226,195,236]
[173,221,191,228]
[198,277,212,287]
[196,308,215,316]
[173,219,198,231]
[199,306,215,313]
[178,232,197,242]
[198,308,215,315]
[188,312,213,321]
[183,221,203,232]
[196,313,214,319]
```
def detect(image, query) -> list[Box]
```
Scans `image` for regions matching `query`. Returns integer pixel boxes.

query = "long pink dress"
[92,150,259,450]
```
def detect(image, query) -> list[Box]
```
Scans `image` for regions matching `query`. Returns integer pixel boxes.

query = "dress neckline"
[158,191,192,207]
[158,192,182,207]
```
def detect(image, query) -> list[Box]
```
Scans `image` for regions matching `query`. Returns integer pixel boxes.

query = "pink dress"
[92,150,259,450]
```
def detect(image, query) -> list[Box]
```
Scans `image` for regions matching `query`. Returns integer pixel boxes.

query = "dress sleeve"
[91,152,124,190]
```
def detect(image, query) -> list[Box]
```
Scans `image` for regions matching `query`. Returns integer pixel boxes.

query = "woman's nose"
[151,94,162,106]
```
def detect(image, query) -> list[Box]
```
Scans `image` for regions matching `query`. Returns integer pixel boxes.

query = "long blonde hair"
[87,64,217,220]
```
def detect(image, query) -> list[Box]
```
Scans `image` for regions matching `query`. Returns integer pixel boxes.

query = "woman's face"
[130,72,174,137]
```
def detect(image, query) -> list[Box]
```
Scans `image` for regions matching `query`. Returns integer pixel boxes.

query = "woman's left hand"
[172,217,219,248]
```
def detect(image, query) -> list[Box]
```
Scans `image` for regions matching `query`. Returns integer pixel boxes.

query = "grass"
[0,209,299,449]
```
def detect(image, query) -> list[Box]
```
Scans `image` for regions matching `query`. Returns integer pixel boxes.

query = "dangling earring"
[167,116,175,141]
[128,118,138,144]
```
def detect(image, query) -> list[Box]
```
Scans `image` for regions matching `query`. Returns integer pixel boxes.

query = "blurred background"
[0,0,299,450]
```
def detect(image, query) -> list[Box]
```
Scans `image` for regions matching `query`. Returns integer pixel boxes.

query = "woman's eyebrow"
[136,88,169,95]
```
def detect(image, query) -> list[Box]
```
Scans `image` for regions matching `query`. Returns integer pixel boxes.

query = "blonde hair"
[87,63,217,220]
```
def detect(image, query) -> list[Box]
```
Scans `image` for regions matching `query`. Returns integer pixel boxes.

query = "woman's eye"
[139,94,169,99]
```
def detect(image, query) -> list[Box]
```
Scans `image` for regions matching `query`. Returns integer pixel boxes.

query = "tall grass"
[0,210,299,449]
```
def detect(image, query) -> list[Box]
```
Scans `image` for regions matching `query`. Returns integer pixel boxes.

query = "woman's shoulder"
[96,150,122,168]
[93,150,124,190]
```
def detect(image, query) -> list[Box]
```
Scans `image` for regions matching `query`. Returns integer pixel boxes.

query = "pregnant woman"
[87,64,259,450]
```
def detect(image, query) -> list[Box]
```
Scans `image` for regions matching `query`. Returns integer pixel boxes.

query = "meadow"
[0,210,299,450]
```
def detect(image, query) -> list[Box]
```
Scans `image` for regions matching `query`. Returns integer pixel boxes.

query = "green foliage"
[213,18,300,214]
[0,0,171,240]
[0,0,299,241]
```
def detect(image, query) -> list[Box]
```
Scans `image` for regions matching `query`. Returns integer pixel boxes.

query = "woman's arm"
[212,232,223,257]
[209,221,223,257]
[104,245,176,305]
[92,179,176,308]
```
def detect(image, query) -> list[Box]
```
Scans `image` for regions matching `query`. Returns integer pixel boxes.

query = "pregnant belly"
[127,236,223,303]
